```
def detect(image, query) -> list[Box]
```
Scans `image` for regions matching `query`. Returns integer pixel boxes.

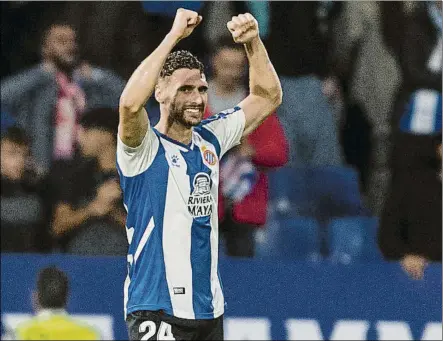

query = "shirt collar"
[37,308,68,319]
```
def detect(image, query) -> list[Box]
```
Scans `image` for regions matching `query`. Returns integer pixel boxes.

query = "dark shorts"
[126,310,224,341]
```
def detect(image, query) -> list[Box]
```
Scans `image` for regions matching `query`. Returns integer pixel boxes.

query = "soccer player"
[117,8,282,341]
[14,266,100,340]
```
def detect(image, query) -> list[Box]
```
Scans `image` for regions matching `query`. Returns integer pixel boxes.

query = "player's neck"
[155,117,193,146]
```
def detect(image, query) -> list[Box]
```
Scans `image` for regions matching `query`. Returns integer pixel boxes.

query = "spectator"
[51,108,127,256]
[14,266,100,340]
[206,38,289,257]
[378,133,442,279]
[1,126,50,253]
[388,1,441,174]
[378,2,442,280]
[1,20,125,175]
[201,2,245,52]
[218,117,289,257]
[330,2,402,212]
[391,1,441,131]
[266,1,343,167]
[207,37,248,114]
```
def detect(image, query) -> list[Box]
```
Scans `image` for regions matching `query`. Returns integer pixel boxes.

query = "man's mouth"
[184,108,203,115]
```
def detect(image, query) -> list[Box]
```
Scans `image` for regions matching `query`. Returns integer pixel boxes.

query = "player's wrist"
[243,35,261,47]
[165,32,182,45]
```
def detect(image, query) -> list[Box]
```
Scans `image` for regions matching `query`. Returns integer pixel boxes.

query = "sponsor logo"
[173,287,185,295]
[170,155,180,167]
[187,173,213,218]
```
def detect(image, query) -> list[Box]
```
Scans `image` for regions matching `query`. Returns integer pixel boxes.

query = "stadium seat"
[327,216,382,264]
[255,218,321,261]
[268,166,311,218]
[268,166,365,220]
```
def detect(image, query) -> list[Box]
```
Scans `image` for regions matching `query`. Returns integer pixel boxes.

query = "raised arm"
[118,8,202,147]
[228,14,282,136]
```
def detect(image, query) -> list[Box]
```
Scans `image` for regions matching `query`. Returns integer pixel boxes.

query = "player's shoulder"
[14,317,44,339]
[15,317,36,332]
[199,106,243,127]
[59,315,101,339]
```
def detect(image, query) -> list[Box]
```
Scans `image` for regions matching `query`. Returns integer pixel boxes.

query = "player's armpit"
[118,105,149,148]
[238,93,281,136]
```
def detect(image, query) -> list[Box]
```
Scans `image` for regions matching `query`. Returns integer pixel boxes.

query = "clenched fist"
[227,13,259,44]
[170,8,202,41]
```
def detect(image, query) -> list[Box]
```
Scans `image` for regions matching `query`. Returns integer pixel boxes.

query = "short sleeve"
[200,106,246,158]
[116,127,160,177]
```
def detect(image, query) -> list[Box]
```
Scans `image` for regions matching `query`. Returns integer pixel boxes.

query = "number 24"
[139,321,175,340]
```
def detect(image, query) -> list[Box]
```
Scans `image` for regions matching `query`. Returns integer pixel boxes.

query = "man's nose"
[65,40,77,52]
[191,90,204,105]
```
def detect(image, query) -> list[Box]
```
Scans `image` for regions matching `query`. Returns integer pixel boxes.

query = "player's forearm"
[245,37,282,106]
[120,34,179,113]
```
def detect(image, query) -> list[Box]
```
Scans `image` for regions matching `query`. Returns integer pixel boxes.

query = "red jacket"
[205,109,289,226]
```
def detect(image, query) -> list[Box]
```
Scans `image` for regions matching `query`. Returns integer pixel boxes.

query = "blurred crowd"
[1,1,441,275]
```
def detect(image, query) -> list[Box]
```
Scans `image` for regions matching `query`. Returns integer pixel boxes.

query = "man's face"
[212,47,246,88]
[77,127,112,158]
[161,68,208,128]
[0,140,28,181]
[42,25,78,70]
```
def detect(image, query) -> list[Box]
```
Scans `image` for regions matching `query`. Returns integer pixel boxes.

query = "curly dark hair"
[160,50,204,79]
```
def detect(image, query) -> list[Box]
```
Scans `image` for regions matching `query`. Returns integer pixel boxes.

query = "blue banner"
[1,254,441,340]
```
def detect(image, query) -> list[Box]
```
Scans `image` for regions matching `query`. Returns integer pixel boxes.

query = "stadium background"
[1,1,441,340]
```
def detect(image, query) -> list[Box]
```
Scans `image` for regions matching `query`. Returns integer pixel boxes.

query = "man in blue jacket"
[1,21,125,175]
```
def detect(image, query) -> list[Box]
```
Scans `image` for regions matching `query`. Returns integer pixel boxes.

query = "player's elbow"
[265,86,283,111]
[253,86,282,112]
[119,96,143,117]
[271,83,283,107]
[119,103,141,117]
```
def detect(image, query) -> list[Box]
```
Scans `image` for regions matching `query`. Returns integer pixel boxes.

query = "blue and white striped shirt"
[117,107,245,320]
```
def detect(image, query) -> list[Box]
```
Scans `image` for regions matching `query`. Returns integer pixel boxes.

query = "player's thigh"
[126,310,196,340]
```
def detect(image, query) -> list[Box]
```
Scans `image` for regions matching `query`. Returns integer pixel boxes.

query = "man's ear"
[155,84,163,103]
[155,78,169,104]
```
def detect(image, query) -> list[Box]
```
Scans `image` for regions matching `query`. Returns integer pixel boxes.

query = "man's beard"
[169,102,204,129]
[53,54,78,74]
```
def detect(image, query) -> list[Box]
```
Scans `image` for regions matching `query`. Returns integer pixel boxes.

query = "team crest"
[202,146,217,166]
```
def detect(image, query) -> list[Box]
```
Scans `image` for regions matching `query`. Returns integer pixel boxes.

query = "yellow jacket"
[14,309,100,340]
